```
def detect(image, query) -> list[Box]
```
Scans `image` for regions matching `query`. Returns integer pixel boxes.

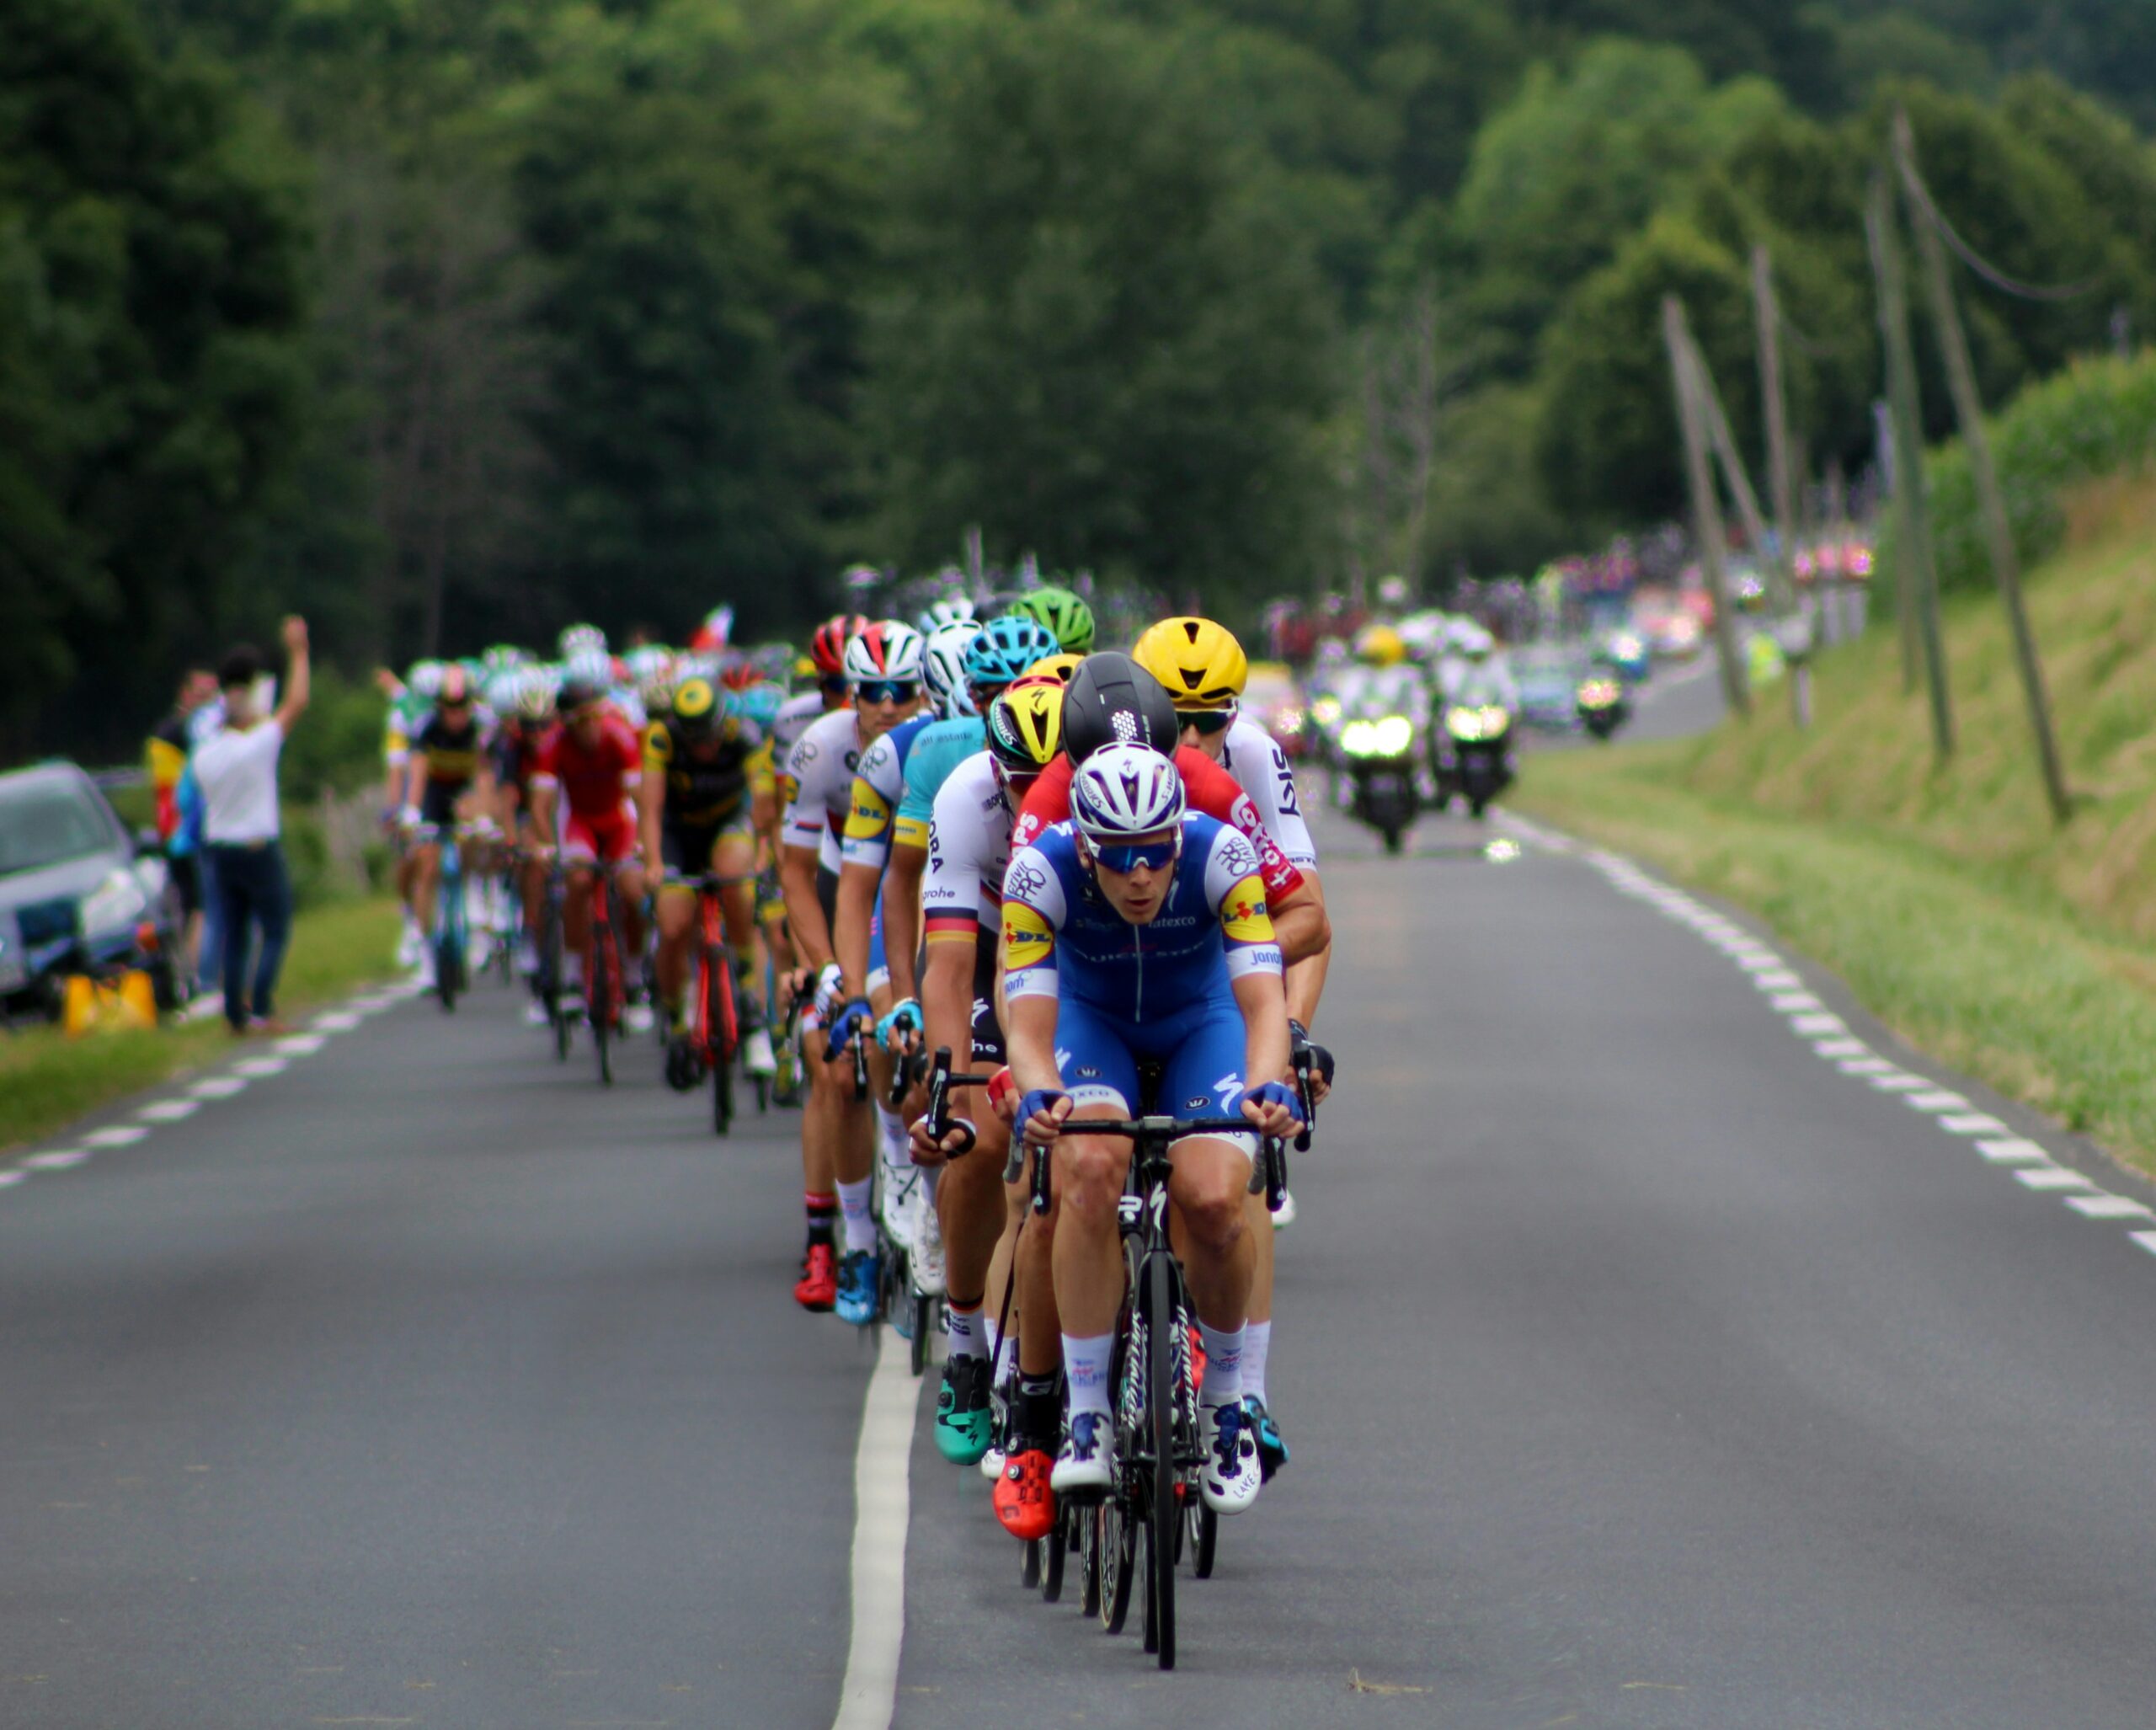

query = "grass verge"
[0,898,403,1154]
[1516,476,2156,1177]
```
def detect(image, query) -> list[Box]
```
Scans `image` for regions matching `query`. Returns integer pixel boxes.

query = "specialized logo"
[1186,1096,1210,1111]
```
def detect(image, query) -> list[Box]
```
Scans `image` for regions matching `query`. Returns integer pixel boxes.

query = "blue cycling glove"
[1017,1089,1070,1137]
[825,996,875,1061]
[1236,1081,1303,1127]
[876,998,923,1049]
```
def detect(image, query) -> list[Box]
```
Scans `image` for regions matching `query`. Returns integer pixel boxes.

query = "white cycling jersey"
[781,707,867,873]
[921,750,1018,940]
[771,690,828,756]
[1215,717,1316,869]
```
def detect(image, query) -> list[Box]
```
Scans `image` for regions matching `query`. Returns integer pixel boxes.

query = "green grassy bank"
[1,898,402,1154]
[1518,478,2156,1174]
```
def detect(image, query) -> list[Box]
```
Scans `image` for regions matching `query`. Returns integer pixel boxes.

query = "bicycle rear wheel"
[1146,1252,1178,1669]
[707,944,734,1136]
[592,917,615,1087]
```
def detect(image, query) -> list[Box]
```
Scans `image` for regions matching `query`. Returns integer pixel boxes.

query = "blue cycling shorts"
[1054,989,1253,1156]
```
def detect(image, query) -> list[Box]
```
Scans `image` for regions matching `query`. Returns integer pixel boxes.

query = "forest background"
[5,0,2154,758]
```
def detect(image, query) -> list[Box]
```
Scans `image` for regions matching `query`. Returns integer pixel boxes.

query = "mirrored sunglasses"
[1180,707,1235,736]
[857,680,919,705]
[1092,836,1178,875]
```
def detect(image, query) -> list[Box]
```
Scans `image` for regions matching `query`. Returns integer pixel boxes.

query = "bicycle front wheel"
[592,929,615,1087]
[1146,1251,1178,1669]
[707,947,734,1136]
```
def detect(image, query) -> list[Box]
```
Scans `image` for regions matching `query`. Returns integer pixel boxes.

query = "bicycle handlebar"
[923,1046,999,1160]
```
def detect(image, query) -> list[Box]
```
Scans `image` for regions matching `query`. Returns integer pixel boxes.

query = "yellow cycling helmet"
[671,675,722,732]
[986,681,1065,772]
[1024,652,1085,686]
[1132,617,1248,711]
[1357,623,1407,667]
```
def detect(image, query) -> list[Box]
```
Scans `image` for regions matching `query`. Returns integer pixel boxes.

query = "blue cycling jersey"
[895,715,987,847]
[1001,813,1282,1023]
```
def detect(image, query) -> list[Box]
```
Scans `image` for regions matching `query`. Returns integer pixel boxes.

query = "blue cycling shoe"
[1243,1393,1289,1481]
[835,1247,881,1326]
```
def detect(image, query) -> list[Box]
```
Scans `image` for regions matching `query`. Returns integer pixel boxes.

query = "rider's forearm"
[881,845,926,1002]
[1233,971,1291,1091]
[920,939,972,1062]
[1268,879,1330,966]
[1006,996,1063,1095]
[833,862,878,997]
[780,847,835,972]
[1283,869,1328,1027]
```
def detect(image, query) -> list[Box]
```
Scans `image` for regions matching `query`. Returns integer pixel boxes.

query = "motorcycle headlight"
[1444,706,1483,742]
[1577,678,1620,708]
[1339,718,1378,756]
[1370,714,1413,756]
[81,868,148,939]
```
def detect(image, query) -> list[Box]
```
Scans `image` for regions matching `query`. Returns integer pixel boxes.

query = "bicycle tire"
[707,946,734,1136]
[592,917,615,1088]
[1021,1533,1042,1590]
[1188,1500,1217,1579]
[909,1293,931,1378]
[1040,1513,1066,1602]
[1147,1251,1177,1669]
[1079,1503,1103,1619]
[1102,1503,1134,1633]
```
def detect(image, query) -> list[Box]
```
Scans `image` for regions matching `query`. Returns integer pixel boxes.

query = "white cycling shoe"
[1049,1412,1116,1496]
[1200,1400,1263,1514]
[623,1000,655,1035]
[743,1025,777,1076]
[911,1195,946,1296]
[1270,1188,1297,1229]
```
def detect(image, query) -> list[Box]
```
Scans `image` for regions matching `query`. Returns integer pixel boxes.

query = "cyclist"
[642,675,779,1082]
[1002,742,1301,1524]
[773,613,865,759]
[386,660,442,969]
[401,665,496,990]
[779,620,926,1317]
[1008,584,1096,655]
[493,669,561,1013]
[830,618,979,1272]
[905,677,1064,1476]
[1134,616,1331,1477]
[1011,654,1330,969]
[527,679,652,1030]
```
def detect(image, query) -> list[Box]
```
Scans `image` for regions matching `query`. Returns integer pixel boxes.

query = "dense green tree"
[0,0,307,757]
[866,4,1335,607]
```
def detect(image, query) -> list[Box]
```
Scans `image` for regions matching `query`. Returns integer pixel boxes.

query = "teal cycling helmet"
[968,614,1060,689]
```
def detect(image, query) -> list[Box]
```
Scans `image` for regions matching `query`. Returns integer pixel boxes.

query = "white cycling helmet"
[514,667,556,720]
[842,619,926,684]
[1070,743,1185,842]
[558,622,606,659]
[568,648,614,691]
[917,594,977,635]
[923,619,983,717]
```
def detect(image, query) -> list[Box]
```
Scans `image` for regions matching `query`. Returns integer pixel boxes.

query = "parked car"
[0,762,187,1023]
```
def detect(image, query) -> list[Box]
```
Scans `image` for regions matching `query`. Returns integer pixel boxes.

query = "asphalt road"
[9,795,2156,1727]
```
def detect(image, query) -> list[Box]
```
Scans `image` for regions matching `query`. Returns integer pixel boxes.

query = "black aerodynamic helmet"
[1059,652,1179,765]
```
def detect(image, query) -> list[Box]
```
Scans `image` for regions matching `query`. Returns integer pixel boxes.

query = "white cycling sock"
[876,1104,910,1174]
[563,952,583,988]
[1062,1332,1114,1422]
[992,1329,1018,1389]
[945,1303,985,1362]
[1198,1320,1245,1410]
[837,1177,877,1254]
[1242,1320,1272,1405]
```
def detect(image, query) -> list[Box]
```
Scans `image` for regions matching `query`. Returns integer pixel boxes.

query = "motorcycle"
[1437,703,1514,819]
[1576,675,1628,742]
[1336,712,1421,854]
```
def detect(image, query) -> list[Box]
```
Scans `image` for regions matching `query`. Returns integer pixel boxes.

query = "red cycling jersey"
[531,711,643,816]
[1014,745,1306,900]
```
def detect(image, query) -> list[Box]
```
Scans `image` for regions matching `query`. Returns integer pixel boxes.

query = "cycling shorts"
[1055,988,1254,1159]
[969,927,1005,1065]
[562,803,638,867]
[419,781,468,830]
[660,810,754,878]
[756,865,787,926]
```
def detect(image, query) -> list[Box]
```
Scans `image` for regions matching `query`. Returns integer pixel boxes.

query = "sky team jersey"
[921,750,1018,942]
[1001,812,1282,1022]
[782,707,867,873]
[840,713,935,872]
[531,711,643,818]
[895,715,988,852]
[1013,745,1306,901]
[1216,717,1316,868]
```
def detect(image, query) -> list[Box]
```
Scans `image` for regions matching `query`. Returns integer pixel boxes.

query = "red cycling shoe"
[994,1446,1055,1543]
[794,1242,837,1311]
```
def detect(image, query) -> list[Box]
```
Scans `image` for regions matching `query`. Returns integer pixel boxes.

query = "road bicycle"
[665,869,769,1135]
[414,820,471,1012]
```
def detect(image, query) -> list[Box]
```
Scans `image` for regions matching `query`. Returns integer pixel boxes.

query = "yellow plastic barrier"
[62,970,158,1038]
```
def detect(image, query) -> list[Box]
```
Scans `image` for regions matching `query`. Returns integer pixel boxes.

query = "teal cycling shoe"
[835,1247,880,1326]
[1244,1393,1289,1482]
[933,1355,993,1464]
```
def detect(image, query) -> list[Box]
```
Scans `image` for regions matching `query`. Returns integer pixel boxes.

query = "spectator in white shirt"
[191,617,310,1033]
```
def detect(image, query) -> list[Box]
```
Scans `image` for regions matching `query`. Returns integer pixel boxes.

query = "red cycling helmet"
[718,657,762,691]
[810,613,871,677]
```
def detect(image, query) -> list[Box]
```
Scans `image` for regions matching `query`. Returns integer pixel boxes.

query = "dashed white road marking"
[83,1125,148,1149]
[312,1012,363,1032]
[1575,839,2156,1258]
[21,1150,89,1171]
[232,1056,288,1079]
[189,1076,248,1100]
[2067,1194,2153,1219]
[0,1171,24,1188]
[275,1033,328,1056]
[2015,1167,2095,1190]
[137,1098,200,1123]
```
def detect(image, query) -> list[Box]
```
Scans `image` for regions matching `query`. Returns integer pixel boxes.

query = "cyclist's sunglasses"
[1179,706,1235,736]
[857,679,920,705]
[1091,836,1179,875]
[819,674,850,698]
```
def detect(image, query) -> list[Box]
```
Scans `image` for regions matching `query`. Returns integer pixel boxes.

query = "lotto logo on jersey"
[1220,875,1274,942]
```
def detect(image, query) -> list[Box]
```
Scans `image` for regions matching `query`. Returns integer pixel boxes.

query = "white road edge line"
[830,1328,915,1730]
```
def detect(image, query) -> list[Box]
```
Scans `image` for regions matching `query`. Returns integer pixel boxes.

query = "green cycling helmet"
[1009,585,1095,655]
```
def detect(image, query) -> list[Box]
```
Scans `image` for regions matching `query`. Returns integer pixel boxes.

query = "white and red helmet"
[843,619,926,684]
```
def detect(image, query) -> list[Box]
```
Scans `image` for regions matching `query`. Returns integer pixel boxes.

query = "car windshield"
[0,780,115,877]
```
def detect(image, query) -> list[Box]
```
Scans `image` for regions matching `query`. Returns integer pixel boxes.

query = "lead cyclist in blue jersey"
[1001,743,1303,1519]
